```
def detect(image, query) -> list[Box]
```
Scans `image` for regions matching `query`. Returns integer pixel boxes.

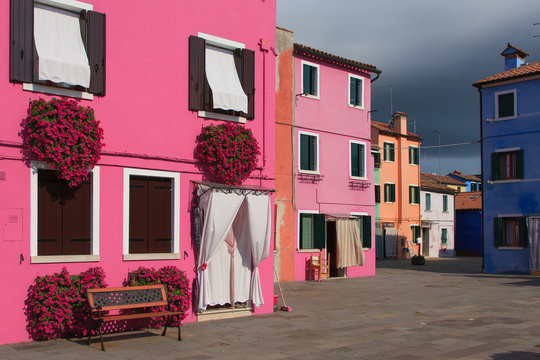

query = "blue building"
[473,44,540,274]
[455,192,483,257]
[448,171,482,192]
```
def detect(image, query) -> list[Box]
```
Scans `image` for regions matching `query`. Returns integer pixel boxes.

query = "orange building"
[371,112,422,259]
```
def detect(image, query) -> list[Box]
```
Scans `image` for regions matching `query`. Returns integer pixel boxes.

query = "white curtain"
[197,191,245,311]
[245,194,271,308]
[336,219,365,268]
[34,4,90,87]
[205,45,248,113]
[385,228,398,257]
[527,217,540,272]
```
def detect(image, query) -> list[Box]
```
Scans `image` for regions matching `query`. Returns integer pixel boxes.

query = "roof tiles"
[474,60,540,87]
[455,191,482,210]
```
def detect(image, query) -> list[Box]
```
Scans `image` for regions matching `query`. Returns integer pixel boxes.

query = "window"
[384,183,396,203]
[348,74,363,108]
[350,140,366,179]
[189,34,255,120]
[299,132,319,172]
[384,142,395,162]
[470,182,478,191]
[409,146,419,165]
[441,228,448,244]
[375,185,381,204]
[123,168,180,260]
[443,195,448,212]
[494,217,528,248]
[411,225,421,243]
[31,164,100,262]
[373,151,381,168]
[10,0,106,97]
[495,90,516,119]
[352,214,372,248]
[492,150,524,180]
[302,61,319,97]
[425,193,431,211]
[409,186,420,205]
[299,212,325,250]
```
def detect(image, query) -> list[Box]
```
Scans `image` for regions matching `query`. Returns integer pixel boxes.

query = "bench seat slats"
[96,310,184,322]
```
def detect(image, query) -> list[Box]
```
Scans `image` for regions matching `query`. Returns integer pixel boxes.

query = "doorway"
[326,221,345,278]
[422,227,430,256]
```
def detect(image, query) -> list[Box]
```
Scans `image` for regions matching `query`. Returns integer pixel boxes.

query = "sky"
[276,0,540,175]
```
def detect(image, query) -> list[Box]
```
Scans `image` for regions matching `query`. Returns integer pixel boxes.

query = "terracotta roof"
[473,60,540,87]
[371,121,421,141]
[448,170,481,182]
[455,191,482,210]
[500,43,529,58]
[420,178,456,194]
[421,173,466,186]
[294,43,381,74]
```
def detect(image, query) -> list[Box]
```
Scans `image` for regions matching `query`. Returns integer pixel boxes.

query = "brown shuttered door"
[87,10,106,96]
[38,171,63,256]
[189,36,206,111]
[9,0,34,83]
[148,178,172,253]
[62,179,91,255]
[129,177,149,254]
[241,48,255,120]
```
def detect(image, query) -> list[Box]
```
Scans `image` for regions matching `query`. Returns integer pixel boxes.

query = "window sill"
[23,83,93,100]
[410,203,419,206]
[298,169,320,175]
[410,163,419,166]
[31,255,99,264]
[350,176,367,181]
[300,94,320,100]
[384,160,395,163]
[297,249,321,253]
[385,202,395,204]
[348,104,364,110]
[198,111,246,124]
[493,115,517,122]
[490,179,521,184]
[496,247,525,250]
[123,253,181,261]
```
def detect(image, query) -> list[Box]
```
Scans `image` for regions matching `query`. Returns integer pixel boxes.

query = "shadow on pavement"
[491,350,540,359]
[376,257,483,274]
[464,274,540,287]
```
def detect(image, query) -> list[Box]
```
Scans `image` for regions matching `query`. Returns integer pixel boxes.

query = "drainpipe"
[477,87,485,273]
[371,71,381,83]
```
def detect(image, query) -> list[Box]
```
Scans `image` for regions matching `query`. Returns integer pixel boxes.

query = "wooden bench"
[87,284,183,351]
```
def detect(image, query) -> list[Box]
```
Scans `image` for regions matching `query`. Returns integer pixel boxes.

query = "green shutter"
[443,195,448,211]
[493,217,503,248]
[384,184,389,202]
[300,214,314,249]
[314,214,326,249]
[362,216,372,248]
[390,144,395,162]
[409,147,413,164]
[350,78,356,105]
[375,185,380,203]
[384,144,388,161]
[311,66,318,95]
[300,134,309,170]
[409,186,413,204]
[351,143,359,177]
[491,153,500,181]
[415,148,420,165]
[519,217,529,247]
[391,184,396,202]
[302,64,310,94]
[415,187,420,204]
[309,135,317,171]
[516,150,524,179]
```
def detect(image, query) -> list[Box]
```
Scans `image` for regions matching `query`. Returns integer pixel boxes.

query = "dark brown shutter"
[87,10,106,96]
[493,217,503,248]
[129,177,149,254]
[189,36,206,111]
[491,152,500,180]
[9,0,34,83]
[37,171,63,256]
[62,179,91,255]
[241,48,255,120]
[519,217,529,248]
[314,214,326,249]
[147,178,172,253]
[516,150,524,179]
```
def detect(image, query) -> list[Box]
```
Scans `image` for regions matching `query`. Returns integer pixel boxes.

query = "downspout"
[371,71,381,83]
[477,86,485,273]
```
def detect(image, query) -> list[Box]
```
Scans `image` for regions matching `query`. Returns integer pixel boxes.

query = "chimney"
[392,111,408,135]
[501,43,528,71]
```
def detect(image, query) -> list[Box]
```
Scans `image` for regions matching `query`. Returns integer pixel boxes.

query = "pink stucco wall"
[292,54,376,281]
[0,0,275,344]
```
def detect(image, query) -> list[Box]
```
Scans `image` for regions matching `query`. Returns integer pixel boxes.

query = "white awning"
[205,45,248,113]
[34,4,90,87]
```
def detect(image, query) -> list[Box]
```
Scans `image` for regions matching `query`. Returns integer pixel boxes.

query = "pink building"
[0,0,276,344]
[275,28,380,281]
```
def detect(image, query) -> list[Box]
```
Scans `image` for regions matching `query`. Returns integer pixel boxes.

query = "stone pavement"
[1,257,540,359]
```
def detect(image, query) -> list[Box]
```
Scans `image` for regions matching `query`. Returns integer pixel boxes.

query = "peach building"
[371,112,422,259]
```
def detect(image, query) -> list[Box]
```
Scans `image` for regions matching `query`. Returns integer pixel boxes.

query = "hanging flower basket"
[195,122,259,185]
[21,97,104,187]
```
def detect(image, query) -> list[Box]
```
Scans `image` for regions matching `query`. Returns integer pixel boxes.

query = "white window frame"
[348,74,364,109]
[349,140,367,180]
[196,32,247,124]
[384,182,396,204]
[300,60,320,100]
[409,145,419,166]
[297,210,320,252]
[383,141,395,163]
[409,184,420,205]
[495,89,517,120]
[24,0,94,101]
[30,161,100,263]
[123,168,181,261]
[298,131,320,174]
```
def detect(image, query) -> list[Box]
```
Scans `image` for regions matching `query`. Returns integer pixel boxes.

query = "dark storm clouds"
[277,0,540,174]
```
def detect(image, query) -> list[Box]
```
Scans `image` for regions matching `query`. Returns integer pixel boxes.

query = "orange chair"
[309,252,330,281]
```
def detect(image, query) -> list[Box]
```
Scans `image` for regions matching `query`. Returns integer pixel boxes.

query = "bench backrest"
[87,284,168,311]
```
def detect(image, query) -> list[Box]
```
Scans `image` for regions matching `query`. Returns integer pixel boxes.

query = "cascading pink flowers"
[195,122,259,185]
[21,97,104,187]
